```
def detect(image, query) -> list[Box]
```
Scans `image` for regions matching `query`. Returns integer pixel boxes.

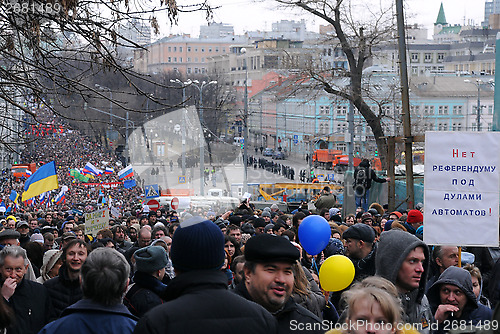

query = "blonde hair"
[353,276,399,299]
[344,287,402,327]
[464,264,482,284]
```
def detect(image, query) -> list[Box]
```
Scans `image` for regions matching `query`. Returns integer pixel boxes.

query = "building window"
[209,48,212,52]
[179,47,183,52]
[168,47,171,52]
[411,53,419,62]
[174,47,177,52]
[187,57,191,62]
[173,57,177,62]
[337,105,347,115]
[424,105,434,115]
[187,47,191,52]
[438,105,448,115]
[201,48,205,52]
[452,105,462,114]
[488,105,493,114]
[194,68,199,73]
[179,57,182,63]
[424,53,432,63]
[195,48,198,52]
[488,123,493,131]
[187,68,192,74]
[215,47,219,52]
[195,58,198,62]
[168,57,171,62]
[437,53,445,62]
[201,58,205,62]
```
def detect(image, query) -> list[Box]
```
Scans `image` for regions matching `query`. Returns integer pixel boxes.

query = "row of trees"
[1,0,404,166]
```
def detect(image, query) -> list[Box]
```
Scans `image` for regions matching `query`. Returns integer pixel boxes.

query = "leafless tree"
[276,0,396,166]
[0,0,214,152]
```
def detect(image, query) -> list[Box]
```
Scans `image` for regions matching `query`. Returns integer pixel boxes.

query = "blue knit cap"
[171,216,225,272]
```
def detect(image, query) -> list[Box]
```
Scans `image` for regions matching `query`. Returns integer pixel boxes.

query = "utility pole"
[191,80,217,196]
[241,48,249,194]
[396,0,415,209]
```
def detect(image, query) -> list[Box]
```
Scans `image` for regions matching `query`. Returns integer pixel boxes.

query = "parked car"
[273,151,286,160]
[263,148,274,156]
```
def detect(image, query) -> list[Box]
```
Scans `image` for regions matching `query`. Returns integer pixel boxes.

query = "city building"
[117,19,152,65]
[200,23,235,39]
[133,35,247,75]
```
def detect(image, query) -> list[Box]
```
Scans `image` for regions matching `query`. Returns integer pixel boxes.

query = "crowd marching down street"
[0,107,497,334]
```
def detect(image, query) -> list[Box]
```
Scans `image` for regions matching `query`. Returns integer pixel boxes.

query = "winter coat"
[427,266,492,332]
[38,299,137,334]
[314,194,336,211]
[375,230,434,333]
[5,278,51,334]
[124,271,167,317]
[43,263,83,319]
[133,270,278,334]
[234,281,323,334]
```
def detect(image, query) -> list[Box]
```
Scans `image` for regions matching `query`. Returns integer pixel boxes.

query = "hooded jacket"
[375,230,433,332]
[427,266,491,327]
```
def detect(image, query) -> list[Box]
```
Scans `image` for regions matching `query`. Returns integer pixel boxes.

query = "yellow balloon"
[319,255,355,292]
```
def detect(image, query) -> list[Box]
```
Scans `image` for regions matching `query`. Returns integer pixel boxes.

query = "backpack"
[354,168,369,188]
[353,167,369,196]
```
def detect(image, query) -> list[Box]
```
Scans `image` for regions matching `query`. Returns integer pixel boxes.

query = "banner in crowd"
[84,208,110,235]
[424,132,500,246]
[81,182,122,189]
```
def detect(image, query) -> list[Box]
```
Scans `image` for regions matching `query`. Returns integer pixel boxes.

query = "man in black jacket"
[44,239,90,318]
[0,245,51,334]
[353,159,387,212]
[133,217,277,333]
[124,245,168,317]
[234,233,323,333]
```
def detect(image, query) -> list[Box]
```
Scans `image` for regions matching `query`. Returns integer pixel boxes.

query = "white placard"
[424,132,500,246]
[84,208,110,236]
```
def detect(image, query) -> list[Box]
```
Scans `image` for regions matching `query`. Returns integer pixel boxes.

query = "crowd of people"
[0,108,497,333]
[0,189,495,333]
[248,155,295,180]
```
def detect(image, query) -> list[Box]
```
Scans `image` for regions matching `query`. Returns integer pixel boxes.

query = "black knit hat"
[134,246,168,273]
[171,217,225,272]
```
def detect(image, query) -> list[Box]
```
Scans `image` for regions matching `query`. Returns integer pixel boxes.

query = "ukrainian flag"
[22,162,59,201]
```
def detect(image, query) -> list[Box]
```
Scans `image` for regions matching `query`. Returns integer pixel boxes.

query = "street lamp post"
[192,80,217,196]
[464,78,493,131]
[170,79,191,176]
[241,48,249,194]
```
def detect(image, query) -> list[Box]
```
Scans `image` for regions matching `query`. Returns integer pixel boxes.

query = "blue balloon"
[298,215,331,256]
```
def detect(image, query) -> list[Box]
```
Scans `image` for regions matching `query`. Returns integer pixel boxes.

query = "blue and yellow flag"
[22,162,59,201]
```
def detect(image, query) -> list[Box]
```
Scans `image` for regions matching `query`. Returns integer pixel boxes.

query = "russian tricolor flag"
[118,165,134,180]
[83,162,102,176]
[54,189,66,205]
[105,167,114,175]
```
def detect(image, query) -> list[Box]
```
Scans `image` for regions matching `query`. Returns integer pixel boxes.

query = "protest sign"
[424,132,500,246]
[84,208,110,235]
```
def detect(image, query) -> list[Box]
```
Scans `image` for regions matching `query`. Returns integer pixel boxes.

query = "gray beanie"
[134,246,168,273]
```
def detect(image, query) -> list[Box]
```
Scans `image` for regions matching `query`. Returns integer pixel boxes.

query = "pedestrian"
[0,246,51,334]
[375,229,433,333]
[314,186,336,212]
[234,233,322,333]
[38,248,137,334]
[133,217,278,333]
[44,239,91,318]
[353,159,388,212]
[124,246,168,317]
[427,266,492,330]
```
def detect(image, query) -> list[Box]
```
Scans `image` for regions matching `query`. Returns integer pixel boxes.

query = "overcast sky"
[155,0,485,39]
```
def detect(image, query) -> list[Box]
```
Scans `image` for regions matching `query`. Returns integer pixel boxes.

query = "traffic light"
[375,150,378,157]
[240,143,244,149]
